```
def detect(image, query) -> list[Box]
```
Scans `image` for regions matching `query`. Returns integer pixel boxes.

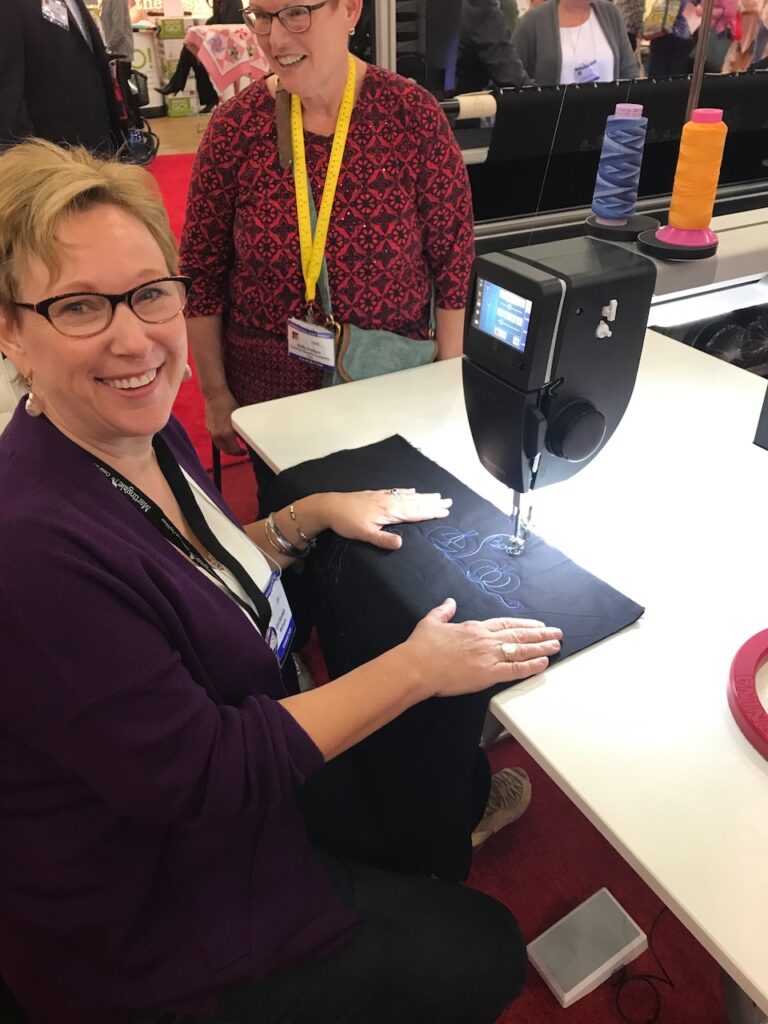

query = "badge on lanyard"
[41,0,70,28]
[263,571,295,665]
[287,317,336,370]
[574,60,600,83]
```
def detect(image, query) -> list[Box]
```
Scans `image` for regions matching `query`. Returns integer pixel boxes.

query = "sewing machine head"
[462,237,656,550]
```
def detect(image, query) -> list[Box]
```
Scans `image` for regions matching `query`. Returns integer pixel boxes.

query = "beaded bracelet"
[267,513,311,559]
[289,503,317,548]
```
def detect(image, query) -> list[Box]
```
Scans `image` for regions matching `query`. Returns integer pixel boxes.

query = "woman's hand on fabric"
[204,389,246,456]
[319,488,453,550]
[404,598,562,698]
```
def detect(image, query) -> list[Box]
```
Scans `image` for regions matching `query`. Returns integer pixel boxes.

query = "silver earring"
[24,373,43,417]
[349,27,355,35]
[182,364,192,382]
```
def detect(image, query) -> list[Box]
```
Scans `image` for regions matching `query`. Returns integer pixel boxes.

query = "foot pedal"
[527,888,647,1007]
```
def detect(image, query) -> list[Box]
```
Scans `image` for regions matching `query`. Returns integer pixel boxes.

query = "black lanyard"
[91,436,272,636]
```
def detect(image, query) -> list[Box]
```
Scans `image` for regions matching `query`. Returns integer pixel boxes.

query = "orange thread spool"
[667,109,728,231]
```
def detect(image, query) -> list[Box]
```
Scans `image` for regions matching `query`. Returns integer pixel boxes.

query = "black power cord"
[610,908,674,1024]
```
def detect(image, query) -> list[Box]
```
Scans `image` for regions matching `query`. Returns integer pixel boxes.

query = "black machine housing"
[462,237,657,493]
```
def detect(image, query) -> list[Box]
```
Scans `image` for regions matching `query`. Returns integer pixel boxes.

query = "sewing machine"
[462,237,657,551]
[462,192,768,553]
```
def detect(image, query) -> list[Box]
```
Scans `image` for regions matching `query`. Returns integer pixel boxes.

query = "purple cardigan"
[0,405,358,1024]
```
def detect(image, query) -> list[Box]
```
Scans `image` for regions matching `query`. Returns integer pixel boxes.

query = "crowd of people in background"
[460,0,766,86]
[2,0,767,157]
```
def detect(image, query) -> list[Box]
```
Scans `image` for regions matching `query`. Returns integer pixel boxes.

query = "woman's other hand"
[406,598,562,698]
[280,599,562,760]
[320,488,453,550]
[205,389,246,456]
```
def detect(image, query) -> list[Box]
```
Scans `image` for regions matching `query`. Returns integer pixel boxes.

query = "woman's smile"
[96,363,164,394]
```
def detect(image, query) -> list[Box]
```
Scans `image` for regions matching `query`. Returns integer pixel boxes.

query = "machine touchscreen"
[472,278,533,353]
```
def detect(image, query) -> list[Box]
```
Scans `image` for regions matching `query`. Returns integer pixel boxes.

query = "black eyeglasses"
[242,0,329,35]
[13,276,191,339]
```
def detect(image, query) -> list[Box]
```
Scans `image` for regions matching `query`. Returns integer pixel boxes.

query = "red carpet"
[151,151,726,1022]
[483,738,725,1024]
[150,153,245,471]
[149,152,194,242]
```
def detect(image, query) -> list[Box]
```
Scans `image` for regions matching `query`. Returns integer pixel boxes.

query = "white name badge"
[41,0,70,28]
[287,317,336,371]
[264,571,295,666]
[574,60,600,83]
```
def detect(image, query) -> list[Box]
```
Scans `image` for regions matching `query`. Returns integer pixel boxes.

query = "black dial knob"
[546,401,607,462]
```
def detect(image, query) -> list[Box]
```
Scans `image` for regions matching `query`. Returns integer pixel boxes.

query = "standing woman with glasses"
[179,0,474,478]
[0,140,561,1024]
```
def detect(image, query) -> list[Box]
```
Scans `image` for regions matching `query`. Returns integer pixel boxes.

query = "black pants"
[648,33,695,76]
[206,851,526,1024]
[167,45,218,107]
[296,726,492,881]
[247,446,276,500]
[132,765,522,1024]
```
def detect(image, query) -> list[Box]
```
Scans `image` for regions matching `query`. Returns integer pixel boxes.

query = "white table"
[233,331,768,1018]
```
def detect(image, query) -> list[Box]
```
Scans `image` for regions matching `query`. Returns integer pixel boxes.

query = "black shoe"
[155,82,179,96]
[200,101,217,113]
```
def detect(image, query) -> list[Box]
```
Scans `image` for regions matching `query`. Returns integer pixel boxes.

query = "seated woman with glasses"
[0,140,561,1024]
[180,0,474,483]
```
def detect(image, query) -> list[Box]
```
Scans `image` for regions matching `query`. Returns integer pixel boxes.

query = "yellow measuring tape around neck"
[291,54,356,308]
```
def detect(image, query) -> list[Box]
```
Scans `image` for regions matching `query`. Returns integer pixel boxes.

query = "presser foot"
[508,492,533,555]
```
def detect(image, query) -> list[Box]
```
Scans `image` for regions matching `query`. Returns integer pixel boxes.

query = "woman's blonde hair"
[0,140,178,321]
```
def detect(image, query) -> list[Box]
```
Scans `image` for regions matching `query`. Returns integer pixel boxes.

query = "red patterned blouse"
[180,63,474,406]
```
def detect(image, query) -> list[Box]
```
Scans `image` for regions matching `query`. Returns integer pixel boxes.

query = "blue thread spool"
[586,103,659,241]
[592,103,647,225]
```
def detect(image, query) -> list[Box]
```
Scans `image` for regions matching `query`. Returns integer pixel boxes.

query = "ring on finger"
[499,642,517,663]
[390,488,400,497]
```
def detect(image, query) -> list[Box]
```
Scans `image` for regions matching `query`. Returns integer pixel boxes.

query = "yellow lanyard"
[291,54,356,309]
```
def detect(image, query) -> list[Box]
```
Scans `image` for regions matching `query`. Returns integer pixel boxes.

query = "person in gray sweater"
[513,0,639,84]
[457,0,533,91]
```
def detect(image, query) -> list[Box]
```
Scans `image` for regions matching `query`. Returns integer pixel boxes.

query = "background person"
[615,0,645,49]
[100,0,133,62]
[156,0,244,113]
[645,0,697,76]
[0,139,562,1024]
[456,0,534,91]
[753,0,768,61]
[723,0,762,71]
[646,0,737,76]
[500,0,521,29]
[705,0,739,69]
[0,0,122,152]
[179,0,474,467]
[513,0,639,84]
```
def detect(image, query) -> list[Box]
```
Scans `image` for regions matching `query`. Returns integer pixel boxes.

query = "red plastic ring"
[727,630,768,760]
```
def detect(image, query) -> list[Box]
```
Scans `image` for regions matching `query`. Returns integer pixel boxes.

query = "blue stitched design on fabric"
[427,527,524,610]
